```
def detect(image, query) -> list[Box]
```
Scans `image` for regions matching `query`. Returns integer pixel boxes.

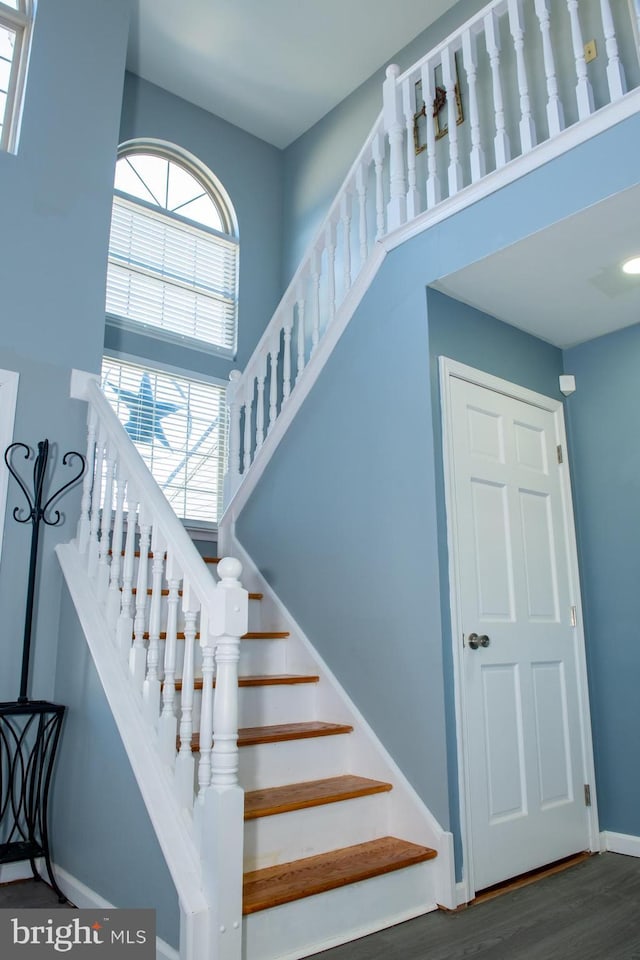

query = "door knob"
[468,633,490,650]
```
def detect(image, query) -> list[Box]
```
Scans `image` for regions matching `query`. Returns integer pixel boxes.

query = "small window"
[102,357,228,525]
[0,0,33,152]
[106,146,239,357]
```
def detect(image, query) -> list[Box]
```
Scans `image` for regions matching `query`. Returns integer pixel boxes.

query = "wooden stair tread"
[189,721,353,752]
[129,588,263,600]
[142,629,289,640]
[244,775,392,820]
[173,674,319,691]
[242,837,437,914]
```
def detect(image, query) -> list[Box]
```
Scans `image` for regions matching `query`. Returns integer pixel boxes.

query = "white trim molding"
[0,368,19,564]
[602,831,640,858]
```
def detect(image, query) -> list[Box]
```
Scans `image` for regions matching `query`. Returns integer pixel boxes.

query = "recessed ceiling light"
[622,256,640,275]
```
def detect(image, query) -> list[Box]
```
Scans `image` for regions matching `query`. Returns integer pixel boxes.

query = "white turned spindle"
[462,29,486,182]
[242,378,253,475]
[210,558,247,789]
[355,163,369,268]
[76,404,96,554]
[282,316,293,402]
[442,47,463,195]
[130,512,151,690]
[175,582,197,810]
[87,424,105,581]
[225,370,242,492]
[372,132,386,240]
[106,463,126,630]
[340,192,352,294]
[143,527,165,725]
[600,0,626,100]
[383,64,407,230]
[96,441,115,603]
[117,492,137,658]
[310,251,321,352]
[197,607,214,800]
[255,357,266,450]
[267,342,279,432]
[324,220,337,325]
[534,0,565,137]
[420,60,442,208]
[485,9,512,167]
[567,0,595,119]
[296,290,306,383]
[508,0,536,153]
[159,554,181,767]
[402,78,420,219]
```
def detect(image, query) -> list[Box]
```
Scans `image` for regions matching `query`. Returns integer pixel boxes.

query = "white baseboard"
[601,831,640,858]
[1,863,178,960]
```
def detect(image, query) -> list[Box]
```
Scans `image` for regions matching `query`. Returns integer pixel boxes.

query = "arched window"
[106,143,238,356]
[0,0,34,152]
[103,143,237,527]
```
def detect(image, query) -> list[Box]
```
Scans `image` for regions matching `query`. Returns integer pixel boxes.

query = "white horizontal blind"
[101,357,227,524]
[106,196,238,354]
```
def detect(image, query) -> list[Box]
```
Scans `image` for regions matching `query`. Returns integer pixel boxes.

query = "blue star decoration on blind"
[108,372,182,449]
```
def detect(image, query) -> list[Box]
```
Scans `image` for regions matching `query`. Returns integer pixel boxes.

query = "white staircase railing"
[61,371,248,960]
[224,0,640,507]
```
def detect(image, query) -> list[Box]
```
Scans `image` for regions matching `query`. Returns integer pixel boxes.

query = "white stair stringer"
[244,859,437,960]
[221,531,457,913]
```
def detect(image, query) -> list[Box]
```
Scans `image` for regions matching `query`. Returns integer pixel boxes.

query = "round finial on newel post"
[385,63,400,80]
[217,556,243,585]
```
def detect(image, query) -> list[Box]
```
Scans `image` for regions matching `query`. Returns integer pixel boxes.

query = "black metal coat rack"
[1,439,85,900]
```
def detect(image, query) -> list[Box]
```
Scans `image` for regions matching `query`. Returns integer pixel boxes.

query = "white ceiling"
[434,184,640,350]
[127,0,459,148]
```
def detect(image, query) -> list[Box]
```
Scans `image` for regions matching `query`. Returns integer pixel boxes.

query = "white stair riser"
[182,682,318,732]
[243,793,391,871]
[243,860,438,960]
[239,639,288,675]
[238,735,350,791]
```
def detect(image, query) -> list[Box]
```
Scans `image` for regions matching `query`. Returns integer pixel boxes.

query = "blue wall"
[109,72,284,380]
[564,324,640,838]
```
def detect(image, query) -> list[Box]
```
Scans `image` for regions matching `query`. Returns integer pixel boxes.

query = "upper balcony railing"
[223,0,640,508]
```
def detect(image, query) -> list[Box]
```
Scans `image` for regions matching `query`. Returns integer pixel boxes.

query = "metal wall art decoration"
[413,54,464,154]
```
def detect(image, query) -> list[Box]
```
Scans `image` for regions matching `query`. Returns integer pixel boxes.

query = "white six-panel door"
[440,359,598,895]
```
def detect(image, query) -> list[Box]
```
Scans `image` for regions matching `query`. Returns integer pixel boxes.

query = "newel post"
[201,557,247,960]
[383,64,407,231]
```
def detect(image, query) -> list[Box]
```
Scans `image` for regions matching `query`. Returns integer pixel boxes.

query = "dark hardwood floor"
[0,877,72,908]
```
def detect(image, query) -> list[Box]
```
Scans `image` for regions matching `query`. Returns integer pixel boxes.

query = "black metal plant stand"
[1,439,85,901]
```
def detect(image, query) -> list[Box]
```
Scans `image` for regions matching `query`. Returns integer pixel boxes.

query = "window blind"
[106,197,238,354]
[101,357,228,524]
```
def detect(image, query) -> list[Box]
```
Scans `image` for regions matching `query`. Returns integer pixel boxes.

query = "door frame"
[439,357,600,903]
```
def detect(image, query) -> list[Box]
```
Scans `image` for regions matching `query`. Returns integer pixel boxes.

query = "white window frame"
[0,0,34,153]
[0,368,19,564]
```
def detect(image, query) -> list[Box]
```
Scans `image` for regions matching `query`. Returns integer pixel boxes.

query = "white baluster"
[175,580,197,810]
[87,424,105,581]
[485,9,512,167]
[442,47,463,195]
[197,606,214,801]
[355,162,369,268]
[282,314,293,402]
[420,59,442,208]
[340,192,352,294]
[534,0,565,137]
[508,0,536,153]
[106,462,126,630]
[296,288,306,383]
[225,370,242,494]
[600,0,626,100]
[143,527,166,726]
[242,378,253,475]
[310,251,321,352]
[268,340,279,432]
[76,404,96,554]
[96,440,115,603]
[372,132,386,240]
[130,510,151,690]
[117,491,137,658]
[567,0,595,119]
[462,28,486,182]
[324,220,337,325]
[383,64,407,230]
[402,78,421,219]
[159,553,181,767]
[255,356,266,450]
